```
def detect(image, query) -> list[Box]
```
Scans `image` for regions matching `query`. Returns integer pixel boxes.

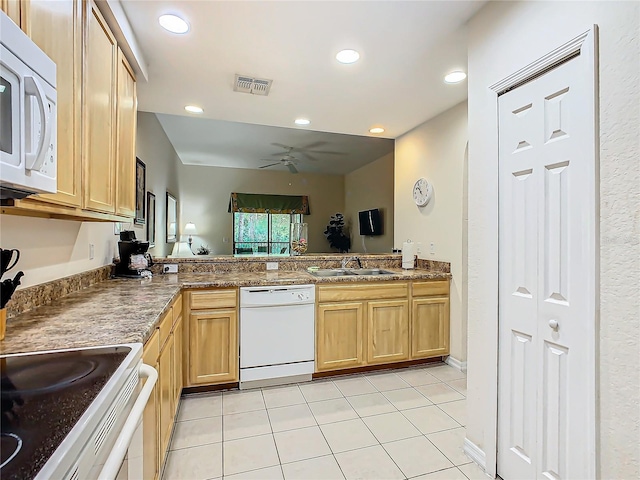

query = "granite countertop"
[0,268,450,355]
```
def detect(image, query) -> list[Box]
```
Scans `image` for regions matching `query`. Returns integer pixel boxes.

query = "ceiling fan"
[260,148,299,173]
[270,142,345,163]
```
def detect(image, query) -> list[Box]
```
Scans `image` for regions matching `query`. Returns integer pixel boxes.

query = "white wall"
[0,216,116,289]
[345,152,394,253]
[135,112,183,257]
[466,2,640,478]
[394,101,467,362]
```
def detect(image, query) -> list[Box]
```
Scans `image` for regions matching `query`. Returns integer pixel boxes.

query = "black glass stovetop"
[0,347,130,480]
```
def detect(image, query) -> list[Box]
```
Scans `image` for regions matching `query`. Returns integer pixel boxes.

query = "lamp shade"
[184,222,197,235]
[171,241,195,257]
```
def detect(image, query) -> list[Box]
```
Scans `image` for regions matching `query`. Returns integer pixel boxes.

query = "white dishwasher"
[240,284,315,389]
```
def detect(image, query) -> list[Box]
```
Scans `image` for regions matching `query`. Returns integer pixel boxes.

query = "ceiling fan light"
[185,105,203,114]
[159,14,190,34]
[336,49,360,64]
[295,118,310,126]
[444,71,467,84]
[369,127,385,134]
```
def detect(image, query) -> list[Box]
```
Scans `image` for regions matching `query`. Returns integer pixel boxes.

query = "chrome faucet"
[341,256,362,269]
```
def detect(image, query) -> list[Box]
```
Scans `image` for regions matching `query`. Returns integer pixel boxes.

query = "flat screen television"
[359,208,383,236]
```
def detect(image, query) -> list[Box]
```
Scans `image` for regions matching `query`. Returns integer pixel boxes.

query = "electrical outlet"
[266,262,279,271]
[89,243,95,260]
[430,242,436,255]
[163,264,178,274]
[416,242,423,255]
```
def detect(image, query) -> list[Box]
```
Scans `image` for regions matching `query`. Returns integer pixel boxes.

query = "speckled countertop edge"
[0,268,449,355]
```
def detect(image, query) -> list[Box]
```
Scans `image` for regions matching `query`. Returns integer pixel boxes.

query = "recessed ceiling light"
[295,118,310,126]
[369,127,385,134]
[336,49,360,64]
[185,105,203,114]
[444,71,467,84]
[159,14,190,34]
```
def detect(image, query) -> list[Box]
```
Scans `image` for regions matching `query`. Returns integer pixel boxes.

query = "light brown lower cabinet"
[316,302,364,371]
[183,288,239,387]
[367,299,410,364]
[316,280,450,373]
[411,296,450,358]
[142,296,183,480]
[142,330,159,480]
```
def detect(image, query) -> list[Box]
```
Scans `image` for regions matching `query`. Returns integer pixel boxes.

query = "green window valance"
[228,193,310,214]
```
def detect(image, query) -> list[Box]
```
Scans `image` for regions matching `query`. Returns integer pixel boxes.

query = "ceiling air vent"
[234,74,273,96]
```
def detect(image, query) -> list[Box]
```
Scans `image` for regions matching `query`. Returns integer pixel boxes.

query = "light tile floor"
[163,362,490,480]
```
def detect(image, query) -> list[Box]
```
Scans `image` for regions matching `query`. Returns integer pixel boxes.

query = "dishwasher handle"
[98,363,158,480]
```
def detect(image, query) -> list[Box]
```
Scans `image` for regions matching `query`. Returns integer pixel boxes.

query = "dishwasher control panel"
[240,284,315,307]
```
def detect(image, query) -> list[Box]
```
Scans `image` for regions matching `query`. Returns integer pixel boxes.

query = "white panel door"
[498,52,596,479]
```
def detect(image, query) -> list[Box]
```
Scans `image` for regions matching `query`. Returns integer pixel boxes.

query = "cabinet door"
[172,315,183,411]
[367,299,409,365]
[189,309,238,385]
[411,297,450,358]
[115,47,136,217]
[27,0,82,207]
[316,302,364,372]
[1,0,23,30]
[142,332,159,480]
[83,1,117,213]
[159,334,174,460]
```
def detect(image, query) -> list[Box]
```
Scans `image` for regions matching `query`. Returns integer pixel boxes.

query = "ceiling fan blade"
[305,150,345,155]
[299,152,320,162]
[271,142,291,150]
[287,163,299,174]
[259,163,280,169]
[299,141,327,150]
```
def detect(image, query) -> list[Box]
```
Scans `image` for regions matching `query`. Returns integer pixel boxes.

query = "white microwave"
[0,10,57,200]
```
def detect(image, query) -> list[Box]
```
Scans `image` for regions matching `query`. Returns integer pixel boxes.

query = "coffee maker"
[115,231,153,278]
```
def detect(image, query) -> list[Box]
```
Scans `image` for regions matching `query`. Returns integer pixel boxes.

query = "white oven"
[0,344,157,480]
[0,10,57,199]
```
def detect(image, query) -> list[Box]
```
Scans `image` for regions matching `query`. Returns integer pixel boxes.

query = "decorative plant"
[324,213,351,253]
[196,244,210,255]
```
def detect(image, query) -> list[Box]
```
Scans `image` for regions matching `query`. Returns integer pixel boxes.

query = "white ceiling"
[121,0,483,172]
[156,113,395,175]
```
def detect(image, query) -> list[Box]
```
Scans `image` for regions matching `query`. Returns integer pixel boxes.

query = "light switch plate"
[266,262,279,271]
[163,264,178,274]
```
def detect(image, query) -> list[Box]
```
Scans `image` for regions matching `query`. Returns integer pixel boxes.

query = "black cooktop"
[0,347,130,480]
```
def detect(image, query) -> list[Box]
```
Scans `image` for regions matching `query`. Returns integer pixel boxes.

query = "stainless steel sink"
[350,268,395,276]
[309,269,358,277]
[309,268,395,277]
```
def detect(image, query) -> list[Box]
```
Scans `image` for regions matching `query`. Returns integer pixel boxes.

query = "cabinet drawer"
[159,308,173,348]
[143,329,159,366]
[317,282,408,303]
[172,294,183,325]
[189,289,237,310]
[412,280,449,297]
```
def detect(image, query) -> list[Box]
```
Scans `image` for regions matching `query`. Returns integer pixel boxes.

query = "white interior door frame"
[463,27,599,478]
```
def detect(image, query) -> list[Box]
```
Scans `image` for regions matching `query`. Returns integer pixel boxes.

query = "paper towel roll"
[402,241,415,269]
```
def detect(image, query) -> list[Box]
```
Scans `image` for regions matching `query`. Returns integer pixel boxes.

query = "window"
[233,212,302,254]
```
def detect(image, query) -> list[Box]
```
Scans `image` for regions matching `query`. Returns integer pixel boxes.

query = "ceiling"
[121,0,484,173]
[156,113,395,175]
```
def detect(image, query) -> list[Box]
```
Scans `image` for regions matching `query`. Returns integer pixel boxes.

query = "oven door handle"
[98,363,158,480]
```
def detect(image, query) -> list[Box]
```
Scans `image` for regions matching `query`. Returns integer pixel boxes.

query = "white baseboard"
[445,355,468,373]
[463,438,487,471]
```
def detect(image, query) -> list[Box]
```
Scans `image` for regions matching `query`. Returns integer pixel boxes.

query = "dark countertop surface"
[0,268,450,355]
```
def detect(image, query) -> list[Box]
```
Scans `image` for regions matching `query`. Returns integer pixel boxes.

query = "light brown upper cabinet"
[26,0,83,207]
[83,1,117,214]
[115,48,137,217]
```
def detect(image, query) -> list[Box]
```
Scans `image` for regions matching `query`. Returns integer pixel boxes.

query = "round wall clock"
[412,177,433,207]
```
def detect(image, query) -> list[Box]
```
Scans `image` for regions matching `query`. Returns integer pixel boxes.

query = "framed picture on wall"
[147,192,156,247]
[166,191,177,243]
[134,158,146,225]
